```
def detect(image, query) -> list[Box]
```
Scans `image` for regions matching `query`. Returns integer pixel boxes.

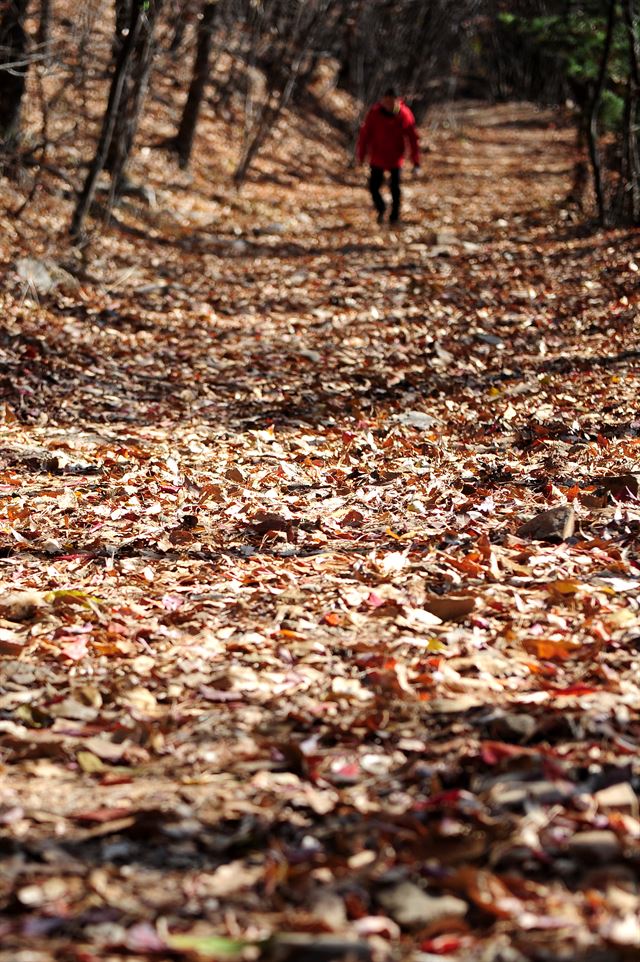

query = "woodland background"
[3,1,640,229]
[0,3,639,962]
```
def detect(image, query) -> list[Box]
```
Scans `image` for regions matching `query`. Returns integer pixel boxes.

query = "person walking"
[357,88,420,226]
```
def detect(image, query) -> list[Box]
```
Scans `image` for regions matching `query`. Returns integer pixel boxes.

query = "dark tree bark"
[565,75,591,210]
[169,0,192,56]
[113,0,132,60]
[588,0,617,225]
[622,0,640,221]
[174,1,217,168]
[37,0,52,61]
[337,13,357,88]
[70,1,146,239]
[0,0,30,149]
[106,0,164,197]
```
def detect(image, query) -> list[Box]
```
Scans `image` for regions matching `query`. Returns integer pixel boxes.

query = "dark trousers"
[369,166,401,220]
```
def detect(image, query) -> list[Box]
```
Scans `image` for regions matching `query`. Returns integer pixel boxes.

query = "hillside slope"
[0,96,639,962]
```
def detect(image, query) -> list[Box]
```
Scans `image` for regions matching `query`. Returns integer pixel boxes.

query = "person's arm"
[404,108,420,168]
[357,110,372,164]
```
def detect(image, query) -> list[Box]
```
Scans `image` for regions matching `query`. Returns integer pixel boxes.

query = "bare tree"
[168,0,197,55]
[113,0,132,59]
[106,0,165,197]
[37,0,52,63]
[618,0,640,221]
[233,0,334,185]
[172,0,218,167]
[587,0,617,225]
[0,0,30,150]
[70,0,160,238]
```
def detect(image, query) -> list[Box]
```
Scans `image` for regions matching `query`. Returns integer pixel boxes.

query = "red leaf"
[420,935,465,954]
[59,636,89,661]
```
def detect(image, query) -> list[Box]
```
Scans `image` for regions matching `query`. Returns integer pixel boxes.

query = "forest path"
[1,103,639,962]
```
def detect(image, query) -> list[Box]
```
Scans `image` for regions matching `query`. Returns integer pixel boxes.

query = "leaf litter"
[0,102,639,961]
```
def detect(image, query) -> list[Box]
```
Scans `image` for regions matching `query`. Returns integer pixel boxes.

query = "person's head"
[381,87,399,112]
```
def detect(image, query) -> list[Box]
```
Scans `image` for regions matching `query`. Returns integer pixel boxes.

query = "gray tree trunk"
[70,0,146,238]
[105,0,164,198]
[588,0,616,225]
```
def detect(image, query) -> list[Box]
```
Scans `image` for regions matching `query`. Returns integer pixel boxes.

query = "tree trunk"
[588,0,616,225]
[70,1,146,239]
[113,0,132,60]
[567,120,589,210]
[233,56,302,187]
[623,0,640,222]
[337,3,363,89]
[106,0,164,198]
[233,0,330,186]
[169,0,190,56]
[37,0,52,62]
[174,1,217,168]
[0,0,30,149]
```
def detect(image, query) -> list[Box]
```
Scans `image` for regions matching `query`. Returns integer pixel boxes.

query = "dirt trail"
[0,104,639,962]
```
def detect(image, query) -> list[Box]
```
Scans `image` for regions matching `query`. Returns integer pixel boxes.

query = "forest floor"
[0,101,640,962]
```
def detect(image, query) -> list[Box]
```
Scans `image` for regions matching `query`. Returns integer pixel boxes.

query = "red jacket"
[357,100,420,170]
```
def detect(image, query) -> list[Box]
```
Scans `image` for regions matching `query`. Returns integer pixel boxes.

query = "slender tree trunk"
[37,0,52,62]
[169,0,190,55]
[113,0,132,60]
[0,0,30,149]
[233,51,304,186]
[623,0,640,221]
[588,0,616,225]
[618,86,634,220]
[174,1,217,168]
[568,120,589,210]
[106,0,164,198]
[233,0,330,186]
[338,2,364,89]
[70,1,145,239]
